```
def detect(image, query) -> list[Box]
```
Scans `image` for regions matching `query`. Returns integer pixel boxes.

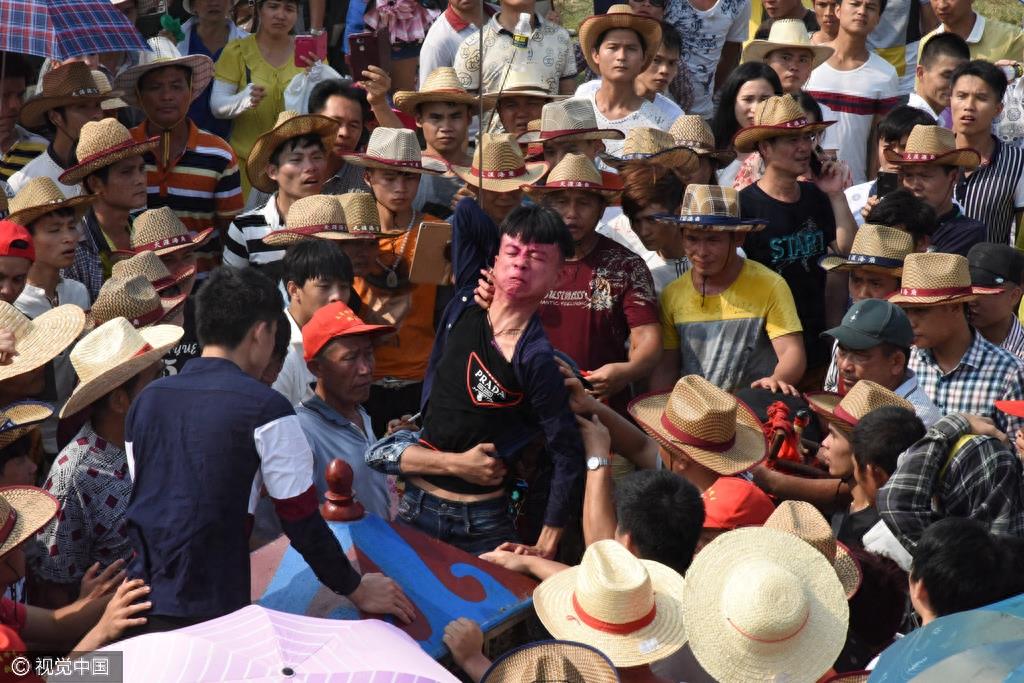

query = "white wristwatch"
[586,455,611,471]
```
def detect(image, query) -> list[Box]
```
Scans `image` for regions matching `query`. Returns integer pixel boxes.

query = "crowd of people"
[0,0,1023,679]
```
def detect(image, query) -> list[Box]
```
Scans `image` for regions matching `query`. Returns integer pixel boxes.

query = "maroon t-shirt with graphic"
[539,236,659,407]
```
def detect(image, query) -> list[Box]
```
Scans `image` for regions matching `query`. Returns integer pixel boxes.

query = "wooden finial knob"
[321,458,365,522]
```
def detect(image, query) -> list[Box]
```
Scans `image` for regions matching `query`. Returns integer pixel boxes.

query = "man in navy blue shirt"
[124,266,414,632]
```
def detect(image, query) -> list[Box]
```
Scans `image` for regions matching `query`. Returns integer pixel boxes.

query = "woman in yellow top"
[210,0,315,198]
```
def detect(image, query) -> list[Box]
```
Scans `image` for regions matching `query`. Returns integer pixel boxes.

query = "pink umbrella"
[100,605,460,682]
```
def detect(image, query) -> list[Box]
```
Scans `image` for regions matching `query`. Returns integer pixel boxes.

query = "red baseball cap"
[996,400,1024,418]
[302,302,395,362]
[702,476,775,530]
[0,221,34,262]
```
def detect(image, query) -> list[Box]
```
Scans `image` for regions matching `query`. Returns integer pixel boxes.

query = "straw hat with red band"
[89,275,188,331]
[342,127,443,176]
[124,206,213,257]
[628,375,767,474]
[682,527,849,683]
[533,539,687,668]
[8,177,95,228]
[522,153,621,202]
[0,402,53,449]
[452,133,549,192]
[302,301,396,363]
[0,221,34,263]
[113,37,215,109]
[60,118,159,186]
[483,70,570,103]
[733,94,835,154]
[887,252,981,306]
[884,124,980,169]
[394,67,494,115]
[819,223,914,275]
[0,301,85,382]
[263,194,352,246]
[807,379,914,433]
[111,250,196,295]
[668,114,735,165]
[764,500,863,599]
[60,317,183,418]
[516,99,624,145]
[741,18,834,70]
[480,640,619,683]
[20,62,118,128]
[578,5,663,74]
[337,192,386,238]
[701,476,775,530]
[0,484,59,560]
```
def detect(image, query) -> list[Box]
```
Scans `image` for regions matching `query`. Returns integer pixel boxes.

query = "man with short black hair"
[0,53,46,182]
[920,0,1024,64]
[909,31,970,126]
[307,79,371,197]
[124,266,414,633]
[968,242,1024,360]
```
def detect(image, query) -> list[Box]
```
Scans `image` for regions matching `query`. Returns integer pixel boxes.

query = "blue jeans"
[398,485,515,555]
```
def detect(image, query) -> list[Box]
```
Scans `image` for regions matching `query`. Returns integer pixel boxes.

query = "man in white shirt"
[419,0,488,88]
[907,31,969,128]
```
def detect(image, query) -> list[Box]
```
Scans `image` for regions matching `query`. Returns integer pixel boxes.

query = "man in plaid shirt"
[890,253,1024,435]
[877,413,1024,551]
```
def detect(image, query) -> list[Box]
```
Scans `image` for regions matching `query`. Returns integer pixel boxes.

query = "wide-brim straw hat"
[480,640,619,683]
[7,177,95,227]
[533,540,687,668]
[0,401,53,449]
[733,95,835,154]
[92,70,129,111]
[742,18,834,69]
[247,111,340,193]
[394,66,493,114]
[126,206,213,257]
[628,375,767,475]
[600,127,698,173]
[111,250,196,295]
[653,184,767,233]
[61,317,183,418]
[452,134,548,192]
[523,153,621,201]
[484,70,570,102]
[517,98,624,145]
[114,36,215,109]
[342,127,442,177]
[578,4,663,74]
[884,124,980,169]
[668,114,735,164]
[0,485,60,559]
[819,223,914,275]
[887,252,978,306]
[263,194,351,246]
[60,118,159,186]
[806,380,914,433]
[682,527,849,683]
[337,192,387,238]
[88,275,188,331]
[764,500,862,599]
[0,302,85,382]
[20,62,116,128]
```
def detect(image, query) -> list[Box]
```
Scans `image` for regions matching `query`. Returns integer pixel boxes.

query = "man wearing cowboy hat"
[575,6,672,157]
[968,243,1024,360]
[891,251,1024,435]
[58,118,159,301]
[32,317,181,607]
[484,73,569,138]
[744,18,834,95]
[888,124,985,257]
[651,184,806,396]
[120,37,244,279]
[222,111,337,272]
[8,63,115,198]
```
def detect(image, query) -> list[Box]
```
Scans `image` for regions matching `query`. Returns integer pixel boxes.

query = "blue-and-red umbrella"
[0,0,148,60]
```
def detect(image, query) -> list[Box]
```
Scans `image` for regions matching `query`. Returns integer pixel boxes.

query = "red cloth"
[0,599,25,634]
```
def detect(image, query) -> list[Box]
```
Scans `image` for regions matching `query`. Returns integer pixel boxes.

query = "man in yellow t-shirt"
[920,0,1024,65]
[650,185,805,394]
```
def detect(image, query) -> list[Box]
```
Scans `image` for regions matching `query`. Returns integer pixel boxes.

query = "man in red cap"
[0,220,34,305]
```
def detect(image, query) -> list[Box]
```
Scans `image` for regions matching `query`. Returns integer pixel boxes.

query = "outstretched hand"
[349,572,416,624]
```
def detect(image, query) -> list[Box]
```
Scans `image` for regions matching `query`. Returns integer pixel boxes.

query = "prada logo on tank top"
[466,352,523,407]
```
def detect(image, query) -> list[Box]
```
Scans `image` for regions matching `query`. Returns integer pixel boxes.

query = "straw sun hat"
[887,252,979,306]
[682,527,849,683]
[342,127,442,176]
[247,111,340,193]
[7,177,95,228]
[111,250,196,294]
[628,375,767,475]
[480,640,619,683]
[578,4,663,74]
[668,114,735,164]
[484,71,570,102]
[263,194,352,246]
[0,401,53,449]
[0,301,85,383]
[516,99,623,145]
[884,124,980,169]
[600,127,698,174]
[337,192,385,238]
[89,275,188,330]
[523,153,621,202]
[113,37,215,109]
[60,118,159,186]
[60,317,183,418]
[741,18,834,69]
[92,70,129,111]
[764,500,862,599]
[806,379,914,434]
[126,206,212,257]
[733,94,835,154]
[533,539,687,668]
[394,67,494,115]
[0,484,59,559]
[20,62,117,128]
[819,224,914,275]
[451,133,548,192]
[653,184,767,233]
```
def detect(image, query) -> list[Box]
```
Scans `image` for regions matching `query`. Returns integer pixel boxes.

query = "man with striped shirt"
[950,60,1024,246]
[0,54,46,182]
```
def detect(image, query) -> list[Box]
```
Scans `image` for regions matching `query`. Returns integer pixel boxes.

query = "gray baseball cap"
[822,299,914,350]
